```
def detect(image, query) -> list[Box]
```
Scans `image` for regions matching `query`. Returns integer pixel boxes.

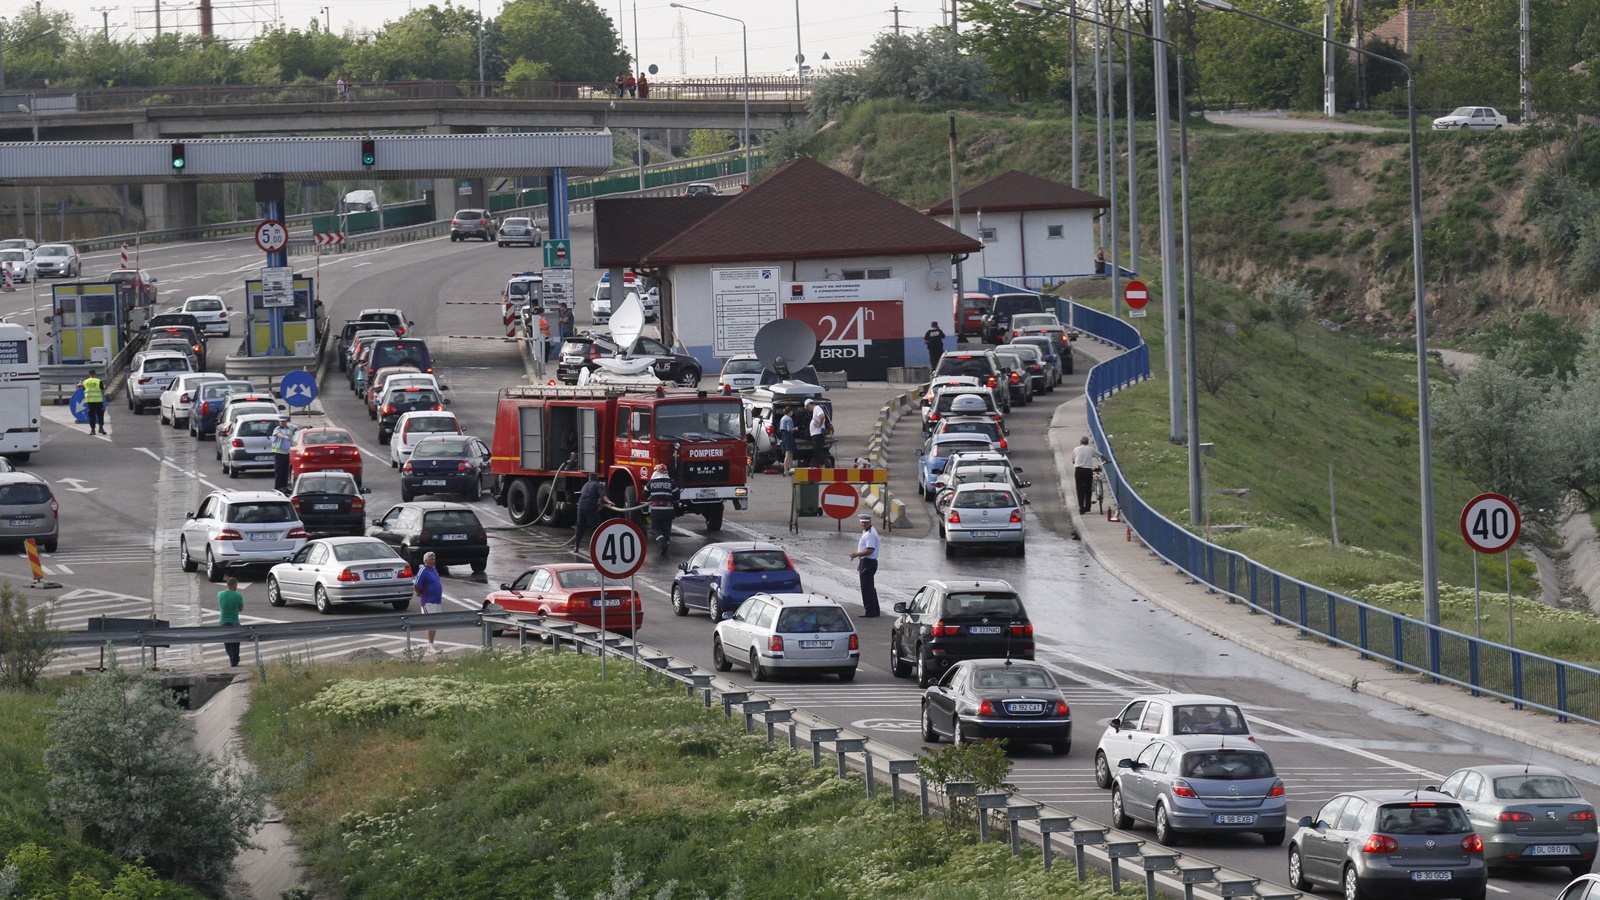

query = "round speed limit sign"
[254,219,288,253]
[1460,493,1521,554]
[589,519,646,579]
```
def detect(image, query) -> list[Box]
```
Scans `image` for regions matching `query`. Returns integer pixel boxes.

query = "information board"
[712,266,781,357]
[543,268,575,312]
[0,339,27,365]
[260,266,295,308]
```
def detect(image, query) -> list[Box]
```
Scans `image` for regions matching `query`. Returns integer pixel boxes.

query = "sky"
[10,0,952,76]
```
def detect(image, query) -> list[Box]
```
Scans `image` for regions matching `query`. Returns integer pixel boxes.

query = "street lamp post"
[671,4,749,184]
[1197,0,1440,639]
[18,104,38,244]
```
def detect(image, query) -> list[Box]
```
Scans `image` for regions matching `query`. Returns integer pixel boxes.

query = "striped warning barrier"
[25,538,42,580]
[442,301,511,305]
[447,335,525,342]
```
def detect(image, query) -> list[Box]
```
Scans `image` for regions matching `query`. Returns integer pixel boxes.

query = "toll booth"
[244,276,317,357]
[50,282,139,364]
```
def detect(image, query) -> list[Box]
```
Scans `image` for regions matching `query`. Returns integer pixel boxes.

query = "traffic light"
[360,139,376,167]
[170,142,186,170]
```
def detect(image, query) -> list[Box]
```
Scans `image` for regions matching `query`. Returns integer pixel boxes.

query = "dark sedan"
[289,471,369,537]
[368,502,488,574]
[920,660,1071,755]
[401,435,491,501]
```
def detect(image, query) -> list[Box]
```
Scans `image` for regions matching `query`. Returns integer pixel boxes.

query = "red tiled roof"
[638,156,981,266]
[923,169,1109,215]
[592,195,733,268]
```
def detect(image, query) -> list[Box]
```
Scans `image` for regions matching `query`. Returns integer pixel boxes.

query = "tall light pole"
[672,4,749,183]
[18,104,39,244]
[1068,1,1079,188]
[477,0,485,97]
[1198,0,1441,642]
[794,0,804,74]
[0,26,57,94]
[319,5,329,31]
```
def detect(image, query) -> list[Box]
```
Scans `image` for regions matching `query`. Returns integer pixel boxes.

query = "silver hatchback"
[267,537,413,614]
[712,592,859,682]
[0,473,57,551]
[1111,735,1287,846]
[220,414,279,478]
[179,490,308,582]
[1288,789,1488,900]
[940,482,1026,557]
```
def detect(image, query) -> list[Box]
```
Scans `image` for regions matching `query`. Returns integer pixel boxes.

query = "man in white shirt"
[1072,435,1105,514]
[847,513,880,617]
[806,399,830,466]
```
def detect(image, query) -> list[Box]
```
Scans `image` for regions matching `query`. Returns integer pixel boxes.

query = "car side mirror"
[915,449,925,457]
[441,399,452,406]
[371,518,384,527]
[361,488,372,495]
[892,602,908,614]
[677,562,688,572]
[440,385,450,391]
[499,583,511,590]
[408,320,416,326]
[1117,758,1136,769]
[1108,717,1121,730]
[1425,785,1441,793]
[185,511,194,519]
[1022,498,1031,505]
[1298,816,1314,828]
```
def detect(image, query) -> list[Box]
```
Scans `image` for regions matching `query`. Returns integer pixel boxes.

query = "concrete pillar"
[145,182,201,233]
[426,124,487,219]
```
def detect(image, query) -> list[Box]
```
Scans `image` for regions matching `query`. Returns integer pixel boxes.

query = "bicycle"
[1090,465,1108,514]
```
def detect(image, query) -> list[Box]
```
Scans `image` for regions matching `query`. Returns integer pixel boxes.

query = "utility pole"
[1353,0,1365,108]
[154,0,161,36]
[949,114,964,304]
[92,6,117,40]
[890,4,903,35]
[949,0,958,51]
[1519,0,1531,121]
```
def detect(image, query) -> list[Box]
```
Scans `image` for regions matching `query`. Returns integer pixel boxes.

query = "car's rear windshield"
[971,666,1056,689]
[406,417,459,435]
[1012,337,1055,356]
[303,430,353,445]
[993,296,1043,315]
[555,569,628,590]
[505,218,530,227]
[296,474,357,495]
[959,298,991,311]
[955,489,1017,509]
[187,298,224,311]
[423,509,482,531]
[236,420,274,437]
[507,282,535,297]
[942,422,1001,438]
[0,483,51,504]
[145,358,190,373]
[392,389,440,406]
[333,541,401,562]
[935,441,992,458]
[560,340,592,356]
[1493,774,1582,799]
[225,502,296,524]
[360,312,401,326]
[230,405,277,419]
[1012,314,1058,328]
[202,383,251,399]
[935,356,993,379]
[370,342,429,369]
[723,359,763,375]
[942,591,1024,617]
[1173,704,1250,735]
[776,606,852,634]
[455,209,485,219]
[1180,751,1275,780]
[731,550,791,572]
[1377,804,1473,835]
[413,438,471,459]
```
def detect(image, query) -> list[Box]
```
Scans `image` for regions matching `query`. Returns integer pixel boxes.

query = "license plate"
[694,488,719,500]
[254,455,272,462]
[364,569,394,579]
[1410,871,1452,882]
[970,531,1000,538]
[1008,702,1044,713]
[968,626,1003,635]
[247,532,276,542]
[1530,845,1578,856]
[8,517,35,526]
[592,598,623,607]
[421,479,447,487]
[312,503,338,510]
[799,640,832,649]
[1213,814,1255,825]
[440,534,467,541]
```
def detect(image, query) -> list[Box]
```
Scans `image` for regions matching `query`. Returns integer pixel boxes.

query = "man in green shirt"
[218,576,244,667]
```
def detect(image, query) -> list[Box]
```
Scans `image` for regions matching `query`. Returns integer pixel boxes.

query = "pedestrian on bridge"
[78,368,105,436]
[217,576,244,667]
[336,76,350,102]
[614,74,626,98]
[637,75,650,99]
[270,415,296,493]
[625,73,637,98]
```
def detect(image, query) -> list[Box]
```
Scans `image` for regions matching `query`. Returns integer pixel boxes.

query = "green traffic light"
[170,142,186,170]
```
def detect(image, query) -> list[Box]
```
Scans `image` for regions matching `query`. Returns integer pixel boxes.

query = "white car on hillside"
[1431,106,1507,131]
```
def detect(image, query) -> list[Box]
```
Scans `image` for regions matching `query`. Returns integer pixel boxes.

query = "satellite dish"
[753,318,817,381]
[610,291,646,347]
[581,356,659,385]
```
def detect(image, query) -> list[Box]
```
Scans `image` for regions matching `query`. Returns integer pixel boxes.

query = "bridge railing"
[32,78,808,113]
[978,276,1600,728]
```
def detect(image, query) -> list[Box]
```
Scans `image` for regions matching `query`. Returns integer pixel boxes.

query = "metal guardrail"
[977,274,1600,729]
[63,607,1302,899]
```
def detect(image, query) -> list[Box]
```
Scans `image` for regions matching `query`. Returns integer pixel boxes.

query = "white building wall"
[947,208,1099,282]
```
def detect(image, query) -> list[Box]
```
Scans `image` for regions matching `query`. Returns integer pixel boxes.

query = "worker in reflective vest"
[79,369,105,435]
[270,414,296,492]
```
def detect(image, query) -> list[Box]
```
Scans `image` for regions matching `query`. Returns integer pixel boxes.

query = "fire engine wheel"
[703,503,724,532]
[535,481,560,527]
[506,479,538,526]
[622,485,646,528]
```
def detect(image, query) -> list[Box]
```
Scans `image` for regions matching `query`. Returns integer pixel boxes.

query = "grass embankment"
[240,651,1120,899]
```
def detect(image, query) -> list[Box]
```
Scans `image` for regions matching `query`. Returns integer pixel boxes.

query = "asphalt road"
[2,226,1594,900]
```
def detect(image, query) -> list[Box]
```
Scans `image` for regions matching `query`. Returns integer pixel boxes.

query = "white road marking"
[55,564,73,575]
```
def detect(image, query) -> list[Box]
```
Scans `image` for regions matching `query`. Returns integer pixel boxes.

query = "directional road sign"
[313,232,346,246]
[544,239,571,269]
[255,219,288,253]
[68,387,88,424]
[279,370,318,408]
[589,519,646,579]
[1460,493,1521,554]
[820,482,860,520]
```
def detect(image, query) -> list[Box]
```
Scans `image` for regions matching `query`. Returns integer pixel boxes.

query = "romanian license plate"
[1213,814,1255,825]
[254,455,272,462]
[592,598,623,607]
[440,533,467,541]
[1008,702,1044,713]
[247,532,275,542]
[422,479,447,487]
[694,488,719,500]
[968,626,1003,635]
[970,530,1000,538]
[1410,871,1452,882]
[8,517,35,526]
[364,569,394,580]
[1531,845,1578,856]
[799,640,832,649]
[312,503,338,511]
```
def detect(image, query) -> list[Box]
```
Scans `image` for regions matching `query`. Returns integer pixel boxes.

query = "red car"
[955,293,992,341]
[289,427,364,485]
[485,564,642,635]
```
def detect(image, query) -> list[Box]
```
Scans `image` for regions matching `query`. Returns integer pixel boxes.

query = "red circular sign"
[1124,279,1149,310]
[555,244,568,261]
[589,519,646,578]
[1460,493,1521,554]
[820,482,860,520]
[255,219,288,253]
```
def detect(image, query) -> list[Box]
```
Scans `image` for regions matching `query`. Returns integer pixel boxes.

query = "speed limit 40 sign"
[589,519,646,579]
[1460,493,1521,554]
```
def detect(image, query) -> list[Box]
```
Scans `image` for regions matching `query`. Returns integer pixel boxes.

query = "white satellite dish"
[752,318,818,381]
[579,356,660,386]
[610,291,646,347]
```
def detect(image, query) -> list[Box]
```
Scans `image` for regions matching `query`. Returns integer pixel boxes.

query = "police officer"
[924,320,947,367]
[270,414,296,493]
[645,463,678,552]
[78,368,106,435]
[574,472,607,555]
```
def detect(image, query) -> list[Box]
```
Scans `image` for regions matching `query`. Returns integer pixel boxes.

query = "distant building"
[924,170,1109,289]
[1369,8,1457,55]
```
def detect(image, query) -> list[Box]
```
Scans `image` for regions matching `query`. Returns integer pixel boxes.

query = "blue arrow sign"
[68,387,88,424]
[279,370,318,409]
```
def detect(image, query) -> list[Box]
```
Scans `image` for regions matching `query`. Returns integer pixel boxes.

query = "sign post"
[1460,493,1521,650]
[1124,280,1149,319]
[589,519,646,682]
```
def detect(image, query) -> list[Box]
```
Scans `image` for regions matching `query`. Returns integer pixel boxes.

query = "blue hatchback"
[188,379,255,439]
[671,542,800,621]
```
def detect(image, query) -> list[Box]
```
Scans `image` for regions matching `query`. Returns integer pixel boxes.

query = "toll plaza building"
[593,157,982,381]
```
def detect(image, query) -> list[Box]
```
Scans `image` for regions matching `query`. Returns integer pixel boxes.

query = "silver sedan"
[266,536,414,614]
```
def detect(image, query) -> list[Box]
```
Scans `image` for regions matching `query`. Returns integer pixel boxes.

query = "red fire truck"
[490,384,750,531]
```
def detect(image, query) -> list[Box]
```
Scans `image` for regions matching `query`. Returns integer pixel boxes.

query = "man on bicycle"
[1072,435,1105,515]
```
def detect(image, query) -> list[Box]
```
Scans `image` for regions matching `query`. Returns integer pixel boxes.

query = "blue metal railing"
[988,280,1600,728]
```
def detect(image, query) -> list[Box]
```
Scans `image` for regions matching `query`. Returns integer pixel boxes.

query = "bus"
[0,323,41,461]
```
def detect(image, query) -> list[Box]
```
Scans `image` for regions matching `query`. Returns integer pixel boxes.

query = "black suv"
[368,502,488,574]
[932,351,1011,413]
[555,336,603,384]
[889,579,1035,687]
[982,293,1045,344]
[362,339,434,395]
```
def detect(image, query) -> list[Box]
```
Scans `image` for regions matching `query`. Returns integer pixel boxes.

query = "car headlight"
[734,486,749,498]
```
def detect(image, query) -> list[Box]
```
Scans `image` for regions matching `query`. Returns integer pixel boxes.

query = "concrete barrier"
[857,386,921,524]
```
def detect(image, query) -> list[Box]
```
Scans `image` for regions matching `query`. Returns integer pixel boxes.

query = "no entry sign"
[1124,280,1149,309]
[1460,493,1521,554]
[820,482,860,520]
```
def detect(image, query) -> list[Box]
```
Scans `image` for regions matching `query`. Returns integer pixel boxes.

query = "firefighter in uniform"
[79,368,106,435]
[645,463,678,552]
[270,414,296,492]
